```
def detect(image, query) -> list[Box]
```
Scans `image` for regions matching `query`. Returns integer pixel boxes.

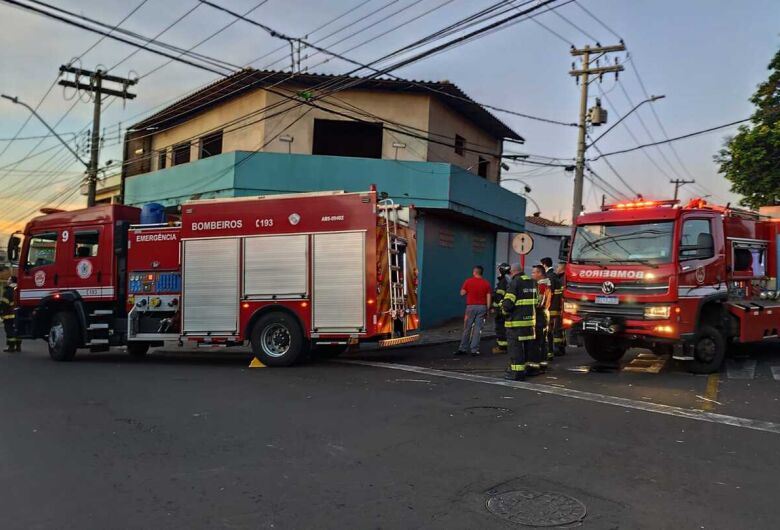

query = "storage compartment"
[243,235,307,298]
[182,238,239,333]
[313,232,365,332]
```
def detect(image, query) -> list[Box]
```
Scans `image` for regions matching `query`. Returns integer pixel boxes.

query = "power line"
[589,118,750,160]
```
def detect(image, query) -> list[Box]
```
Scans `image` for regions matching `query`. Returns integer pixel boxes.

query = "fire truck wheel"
[688,325,726,374]
[127,342,150,358]
[583,335,626,363]
[48,311,79,362]
[250,313,306,366]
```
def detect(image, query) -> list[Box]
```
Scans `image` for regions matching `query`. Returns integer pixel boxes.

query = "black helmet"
[497,262,511,276]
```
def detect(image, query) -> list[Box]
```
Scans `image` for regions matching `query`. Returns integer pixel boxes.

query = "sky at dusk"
[0,0,778,233]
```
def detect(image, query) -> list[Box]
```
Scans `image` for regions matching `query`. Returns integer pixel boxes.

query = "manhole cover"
[463,406,513,418]
[486,489,586,527]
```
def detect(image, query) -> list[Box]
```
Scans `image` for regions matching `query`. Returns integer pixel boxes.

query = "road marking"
[726,360,756,380]
[701,373,721,412]
[340,360,780,435]
[771,366,780,381]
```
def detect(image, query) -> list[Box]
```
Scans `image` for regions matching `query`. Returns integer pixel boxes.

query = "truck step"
[90,310,113,317]
[87,323,109,330]
[85,339,109,346]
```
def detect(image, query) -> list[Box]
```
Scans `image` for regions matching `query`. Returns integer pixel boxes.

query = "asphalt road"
[2,333,780,529]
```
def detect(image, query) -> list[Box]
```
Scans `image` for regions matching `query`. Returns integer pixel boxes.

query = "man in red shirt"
[455,265,492,356]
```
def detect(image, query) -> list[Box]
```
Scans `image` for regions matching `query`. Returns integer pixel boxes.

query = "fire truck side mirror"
[7,235,20,266]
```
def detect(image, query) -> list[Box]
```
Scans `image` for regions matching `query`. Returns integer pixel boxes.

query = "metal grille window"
[438,229,455,248]
[173,142,191,166]
[200,131,223,159]
[472,235,487,253]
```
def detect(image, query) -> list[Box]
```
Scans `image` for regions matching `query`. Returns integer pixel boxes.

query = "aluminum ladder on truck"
[378,199,409,335]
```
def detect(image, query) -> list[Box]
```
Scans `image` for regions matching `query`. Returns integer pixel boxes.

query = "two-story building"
[121,69,527,327]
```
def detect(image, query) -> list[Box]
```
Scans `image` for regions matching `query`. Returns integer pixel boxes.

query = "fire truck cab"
[563,198,780,373]
[8,189,419,365]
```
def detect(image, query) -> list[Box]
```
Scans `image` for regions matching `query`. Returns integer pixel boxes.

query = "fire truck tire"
[48,311,79,362]
[688,325,726,374]
[583,335,626,363]
[127,342,150,358]
[250,312,307,366]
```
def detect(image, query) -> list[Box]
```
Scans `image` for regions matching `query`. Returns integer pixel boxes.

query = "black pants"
[531,323,548,366]
[4,318,20,349]
[548,314,564,357]
[494,312,507,349]
[507,327,533,374]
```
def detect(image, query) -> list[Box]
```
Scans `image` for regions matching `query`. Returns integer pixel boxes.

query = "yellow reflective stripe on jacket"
[553,337,565,343]
[0,297,10,304]
[503,292,517,302]
[505,320,535,328]
[495,289,506,296]
[510,363,526,372]
[514,298,536,306]
[2,314,15,320]
[548,310,560,316]
[553,289,563,294]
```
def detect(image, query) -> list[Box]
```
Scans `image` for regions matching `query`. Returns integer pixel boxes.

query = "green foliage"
[716,48,780,209]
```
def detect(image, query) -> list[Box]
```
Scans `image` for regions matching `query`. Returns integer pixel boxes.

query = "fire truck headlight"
[644,305,672,319]
[563,301,578,315]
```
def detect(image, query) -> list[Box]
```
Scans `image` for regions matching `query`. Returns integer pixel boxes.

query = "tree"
[716,48,780,209]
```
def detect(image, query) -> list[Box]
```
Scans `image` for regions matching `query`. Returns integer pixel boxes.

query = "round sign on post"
[512,232,534,271]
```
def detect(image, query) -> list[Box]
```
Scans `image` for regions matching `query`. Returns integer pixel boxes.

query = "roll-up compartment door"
[313,232,365,332]
[183,238,239,333]
[244,235,307,298]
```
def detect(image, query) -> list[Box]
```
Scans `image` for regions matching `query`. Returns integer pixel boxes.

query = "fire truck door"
[313,232,365,332]
[19,230,58,302]
[678,216,722,293]
[66,227,110,299]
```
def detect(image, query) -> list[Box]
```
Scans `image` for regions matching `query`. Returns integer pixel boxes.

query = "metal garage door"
[183,238,239,333]
[313,232,365,332]
[243,235,307,298]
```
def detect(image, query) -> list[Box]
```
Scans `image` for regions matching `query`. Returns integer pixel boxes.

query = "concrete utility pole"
[58,65,137,206]
[670,179,695,200]
[569,43,625,221]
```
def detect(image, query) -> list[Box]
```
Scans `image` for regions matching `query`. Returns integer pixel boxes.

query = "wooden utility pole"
[58,66,136,206]
[670,178,695,200]
[569,43,625,220]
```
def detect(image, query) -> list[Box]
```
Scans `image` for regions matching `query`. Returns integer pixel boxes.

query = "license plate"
[595,296,619,305]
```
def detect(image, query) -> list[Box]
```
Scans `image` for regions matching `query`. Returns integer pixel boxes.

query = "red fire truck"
[562,198,780,373]
[7,189,419,365]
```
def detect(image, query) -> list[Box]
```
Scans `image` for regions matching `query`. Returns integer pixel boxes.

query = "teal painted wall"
[416,212,496,328]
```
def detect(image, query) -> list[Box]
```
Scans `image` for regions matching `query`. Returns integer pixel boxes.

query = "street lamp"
[587,94,666,149]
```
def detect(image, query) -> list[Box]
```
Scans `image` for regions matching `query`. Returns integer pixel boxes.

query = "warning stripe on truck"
[20,287,115,300]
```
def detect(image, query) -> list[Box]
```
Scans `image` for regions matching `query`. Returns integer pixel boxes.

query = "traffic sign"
[512,233,534,255]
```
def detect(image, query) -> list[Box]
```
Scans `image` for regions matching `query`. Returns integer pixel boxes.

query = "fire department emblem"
[34,270,46,287]
[77,259,93,279]
[601,281,616,295]
[695,265,706,284]
[288,213,301,225]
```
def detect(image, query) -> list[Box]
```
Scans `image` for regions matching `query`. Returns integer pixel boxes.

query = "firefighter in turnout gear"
[501,264,537,381]
[1,276,20,353]
[530,265,550,373]
[491,262,511,354]
[541,257,565,359]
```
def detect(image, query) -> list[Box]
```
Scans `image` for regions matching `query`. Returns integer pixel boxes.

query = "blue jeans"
[459,305,487,353]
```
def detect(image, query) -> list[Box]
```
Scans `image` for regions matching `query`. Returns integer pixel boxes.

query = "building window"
[477,156,489,178]
[200,131,223,159]
[158,150,167,170]
[74,231,99,257]
[472,235,487,253]
[26,232,57,268]
[312,119,382,159]
[454,134,465,156]
[172,142,191,166]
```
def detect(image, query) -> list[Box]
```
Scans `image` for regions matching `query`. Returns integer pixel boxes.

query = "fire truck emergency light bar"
[602,199,680,211]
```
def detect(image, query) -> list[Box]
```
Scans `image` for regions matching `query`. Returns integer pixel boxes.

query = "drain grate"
[463,406,513,418]
[486,489,586,527]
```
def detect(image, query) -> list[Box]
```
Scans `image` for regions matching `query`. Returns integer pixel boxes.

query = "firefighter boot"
[14,341,21,353]
[4,343,13,353]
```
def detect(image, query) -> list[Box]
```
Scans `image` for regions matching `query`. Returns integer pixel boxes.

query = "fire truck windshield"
[570,221,674,265]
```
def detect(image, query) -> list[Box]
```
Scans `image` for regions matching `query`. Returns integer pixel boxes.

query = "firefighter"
[530,265,550,373]
[491,262,511,354]
[1,276,20,353]
[552,262,567,356]
[501,264,536,381]
[541,257,564,359]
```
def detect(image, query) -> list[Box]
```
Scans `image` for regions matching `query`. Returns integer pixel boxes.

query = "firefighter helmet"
[497,262,511,276]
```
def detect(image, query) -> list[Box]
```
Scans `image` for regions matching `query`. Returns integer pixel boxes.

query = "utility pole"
[569,43,625,221]
[670,178,695,200]
[58,65,136,206]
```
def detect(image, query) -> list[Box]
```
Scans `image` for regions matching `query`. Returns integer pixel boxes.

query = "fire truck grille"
[576,301,646,319]
[567,281,668,295]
